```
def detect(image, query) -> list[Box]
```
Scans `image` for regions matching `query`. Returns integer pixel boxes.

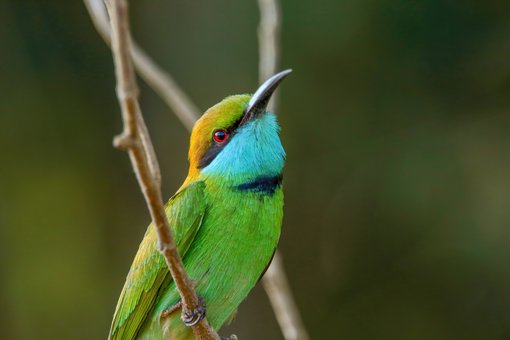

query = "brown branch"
[106,0,218,338]
[257,0,310,339]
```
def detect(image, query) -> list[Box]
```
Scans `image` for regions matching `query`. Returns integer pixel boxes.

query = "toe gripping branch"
[181,296,207,327]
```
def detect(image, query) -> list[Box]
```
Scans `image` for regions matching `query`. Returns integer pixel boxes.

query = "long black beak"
[240,69,292,125]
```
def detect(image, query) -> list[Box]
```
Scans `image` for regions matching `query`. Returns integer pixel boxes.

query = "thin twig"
[257,0,280,111]
[107,0,218,338]
[84,0,200,130]
[262,253,309,340]
[258,0,310,339]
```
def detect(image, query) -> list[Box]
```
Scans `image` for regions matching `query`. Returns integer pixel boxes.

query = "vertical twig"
[257,0,280,111]
[107,0,218,338]
[258,0,310,339]
[262,253,309,340]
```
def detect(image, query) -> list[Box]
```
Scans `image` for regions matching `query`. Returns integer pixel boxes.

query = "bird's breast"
[185,180,283,326]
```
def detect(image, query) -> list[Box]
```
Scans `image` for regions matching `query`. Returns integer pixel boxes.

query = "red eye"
[213,129,229,143]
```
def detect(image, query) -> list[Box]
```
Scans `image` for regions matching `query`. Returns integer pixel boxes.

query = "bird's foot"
[221,335,238,340]
[181,296,206,327]
[160,300,182,320]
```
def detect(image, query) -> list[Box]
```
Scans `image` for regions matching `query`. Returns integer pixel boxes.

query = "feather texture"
[109,181,206,340]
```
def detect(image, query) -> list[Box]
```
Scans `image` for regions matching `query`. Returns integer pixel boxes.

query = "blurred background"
[1,0,510,339]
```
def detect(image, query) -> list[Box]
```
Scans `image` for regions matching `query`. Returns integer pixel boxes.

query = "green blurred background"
[1,0,510,339]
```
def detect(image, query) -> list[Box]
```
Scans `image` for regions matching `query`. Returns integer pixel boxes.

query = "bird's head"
[185,70,291,186]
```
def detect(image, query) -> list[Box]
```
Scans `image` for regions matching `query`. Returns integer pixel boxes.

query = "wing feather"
[109,181,206,340]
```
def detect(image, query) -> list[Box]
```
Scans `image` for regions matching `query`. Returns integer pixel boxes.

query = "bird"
[108,70,291,339]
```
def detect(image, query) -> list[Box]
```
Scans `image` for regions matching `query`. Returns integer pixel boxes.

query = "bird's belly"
[145,187,283,339]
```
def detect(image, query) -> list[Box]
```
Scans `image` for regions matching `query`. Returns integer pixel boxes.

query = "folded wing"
[109,181,207,340]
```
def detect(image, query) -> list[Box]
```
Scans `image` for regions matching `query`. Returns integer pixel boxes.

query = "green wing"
[109,181,206,340]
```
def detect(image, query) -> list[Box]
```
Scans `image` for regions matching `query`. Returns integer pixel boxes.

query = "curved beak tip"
[242,69,292,123]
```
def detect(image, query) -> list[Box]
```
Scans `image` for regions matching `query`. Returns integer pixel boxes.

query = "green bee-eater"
[109,70,291,339]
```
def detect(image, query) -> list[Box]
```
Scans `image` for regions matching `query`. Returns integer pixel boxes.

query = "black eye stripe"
[197,128,234,169]
[197,109,246,169]
[197,141,224,169]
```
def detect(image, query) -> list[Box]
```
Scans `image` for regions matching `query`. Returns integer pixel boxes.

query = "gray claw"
[181,296,206,327]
